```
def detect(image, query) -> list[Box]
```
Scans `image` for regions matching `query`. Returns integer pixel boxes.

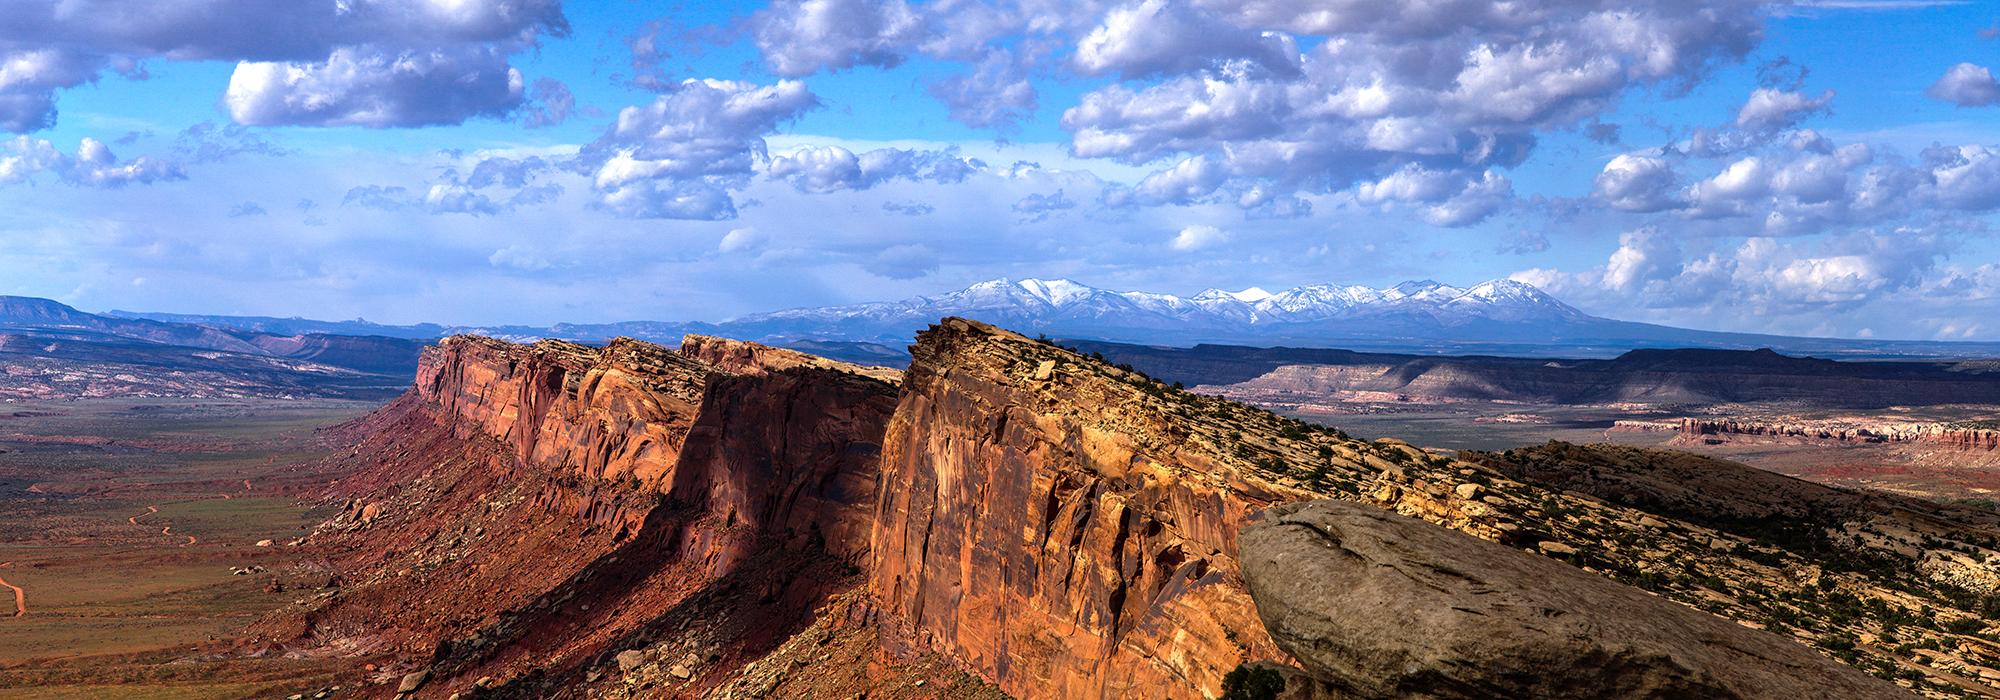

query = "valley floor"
[0,399,380,699]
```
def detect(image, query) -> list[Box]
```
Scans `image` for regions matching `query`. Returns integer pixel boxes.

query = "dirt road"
[0,562,23,617]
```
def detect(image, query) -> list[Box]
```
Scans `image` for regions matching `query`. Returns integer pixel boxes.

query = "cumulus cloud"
[225,45,525,127]
[0,136,183,186]
[736,0,1763,231]
[1117,155,1228,206]
[1073,0,1298,79]
[1356,165,1512,226]
[1518,226,1953,332]
[226,201,267,217]
[582,78,818,220]
[1593,153,1684,212]
[1927,62,2000,107]
[1055,0,1760,217]
[1735,88,1834,131]
[1169,223,1228,251]
[766,145,981,193]
[751,0,921,76]
[0,0,570,131]
[0,48,104,132]
[1589,121,2000,237]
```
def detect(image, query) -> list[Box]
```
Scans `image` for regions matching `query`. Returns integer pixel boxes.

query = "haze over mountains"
[0,296,423,399]
[107,278,2000,360]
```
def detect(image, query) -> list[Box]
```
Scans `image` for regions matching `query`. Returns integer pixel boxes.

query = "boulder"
[1238,500,1909,700]
[396,670,429,694]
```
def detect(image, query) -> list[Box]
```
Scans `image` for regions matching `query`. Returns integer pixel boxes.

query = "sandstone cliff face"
[870,320,1295,699]
[282,334,908,697]
[418,335,711,491]
[1241,500,1907,700]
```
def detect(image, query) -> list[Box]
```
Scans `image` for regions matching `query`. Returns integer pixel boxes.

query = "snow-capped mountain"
[723,277,1598,346]
[115,276,2000,360]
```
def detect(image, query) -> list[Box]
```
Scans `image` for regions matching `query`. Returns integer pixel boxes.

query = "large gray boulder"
[1239,500,1910,699]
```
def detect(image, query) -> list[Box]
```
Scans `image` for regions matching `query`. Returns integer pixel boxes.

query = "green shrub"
[1221,664,1285,700]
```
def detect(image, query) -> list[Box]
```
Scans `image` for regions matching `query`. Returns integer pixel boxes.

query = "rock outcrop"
[273,333,911,697]
[278,321,2000,699]
[870,319,1297,698]
[1240,500,1908,699]
[679,333,903,384]
[1678,418,2000,451]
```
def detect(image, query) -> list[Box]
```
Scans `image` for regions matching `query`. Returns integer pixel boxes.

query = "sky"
[3,0,2000,340]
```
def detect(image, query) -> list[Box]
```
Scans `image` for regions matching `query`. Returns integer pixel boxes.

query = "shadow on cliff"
[409,365,899,696]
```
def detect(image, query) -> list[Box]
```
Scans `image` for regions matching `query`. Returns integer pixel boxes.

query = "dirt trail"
[134,506,194,545]
[0,562,23,617]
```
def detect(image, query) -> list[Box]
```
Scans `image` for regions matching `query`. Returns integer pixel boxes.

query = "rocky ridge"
[268,320,2000,698]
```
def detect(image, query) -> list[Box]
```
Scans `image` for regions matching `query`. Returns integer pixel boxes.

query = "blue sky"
[3,0,2000,340]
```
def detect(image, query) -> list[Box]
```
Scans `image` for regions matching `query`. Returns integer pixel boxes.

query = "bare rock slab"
[1239,499,1910,700]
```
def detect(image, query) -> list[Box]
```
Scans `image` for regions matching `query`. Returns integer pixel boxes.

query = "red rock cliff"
[870,319,1310,698]
[280,334,904,695]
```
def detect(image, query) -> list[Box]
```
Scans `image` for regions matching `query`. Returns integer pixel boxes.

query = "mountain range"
[104,278,2000,360]
[0,296,425,398]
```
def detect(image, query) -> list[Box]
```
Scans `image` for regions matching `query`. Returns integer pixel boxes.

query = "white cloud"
[1593,154,1683,212]
[1073,0,1297,79]
[719,227,766,253]
[1169,223,1228,251]
[1685,156,1771,217]
[583,78,818,220]
[0,135,182,187]
[1735,88,1834,131]
[226,46,525,128]
[751,0,922,76]
[1927,62,2000,107]
[0,48,103,132]
[0,0,568,132]
[1126,155,1227,205]
[766,145,980,193]
[1356,165,1512,226]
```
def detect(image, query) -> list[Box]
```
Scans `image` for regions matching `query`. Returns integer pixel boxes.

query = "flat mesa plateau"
[0,398,378,699]
[1262,404,2000,500]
